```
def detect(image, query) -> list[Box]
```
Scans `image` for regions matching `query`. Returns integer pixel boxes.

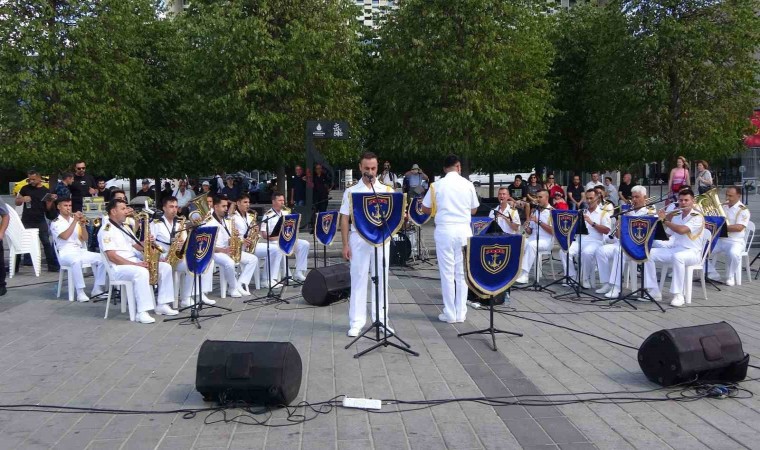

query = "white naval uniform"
[50,216,106,291]
[595,206,658,291]
[150,216,213,300]
[649,210,705,295]
[262,208,309,278]
[488,204,521,234]
[209,214,257,291]
[422,172,479,322]
[232,211,282,283]
[708,202,750,283]
[561,206,611,283]
[98,220,174,315]
[520,205,554,279]
[340,180,394,330]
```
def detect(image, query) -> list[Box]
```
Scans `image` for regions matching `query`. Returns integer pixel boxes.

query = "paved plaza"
[0,193,759,449]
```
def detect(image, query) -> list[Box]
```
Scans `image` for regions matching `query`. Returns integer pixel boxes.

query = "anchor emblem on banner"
[629,218,650,246]
[363,194,393,227]
[480,244,510,275]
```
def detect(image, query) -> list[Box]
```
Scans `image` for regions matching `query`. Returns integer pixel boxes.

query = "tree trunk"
[488,172,494,198]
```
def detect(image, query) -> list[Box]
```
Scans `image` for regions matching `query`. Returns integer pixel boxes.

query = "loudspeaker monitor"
[196,340,302,405]
[302,263,351,307]
[638,322,748,386]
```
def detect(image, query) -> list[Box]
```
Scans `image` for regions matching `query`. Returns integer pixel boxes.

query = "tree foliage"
[366,0,555,173]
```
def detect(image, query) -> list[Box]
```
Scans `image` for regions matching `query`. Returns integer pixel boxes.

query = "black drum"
[390,232,412,266]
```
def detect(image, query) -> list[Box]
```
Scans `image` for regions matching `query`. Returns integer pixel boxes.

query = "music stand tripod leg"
[458,296,522,351]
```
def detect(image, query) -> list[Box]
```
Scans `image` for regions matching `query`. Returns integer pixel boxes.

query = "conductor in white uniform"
[421,154,479,323]
[340,151,395,337]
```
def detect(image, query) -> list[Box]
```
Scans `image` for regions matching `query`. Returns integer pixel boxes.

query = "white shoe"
[726,277,735,287]
[708,273,721,281]
[90,286,107,297]
[155,304,178,316]
[515,274,529,284]
[76,292,90,302]
[347,327,361,337]
[229,289,243,298]
[648,290,662,301]
[466,300,481,310]
[670,294,685,307]
[136,312,156,324]
[438,313,456,324]
[239,284,250,295]
[180,298,193,308]
[581,280,592,289]
[202,296,217,305]
[595,284,612,294]
[293,271,307,282]
[605,287,621,299]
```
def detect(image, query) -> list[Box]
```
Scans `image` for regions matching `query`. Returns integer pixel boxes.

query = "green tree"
[366,0,555,173]
[174,0,367,174]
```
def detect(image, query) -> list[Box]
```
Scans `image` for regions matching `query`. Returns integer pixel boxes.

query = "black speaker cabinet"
[302,263,351,306]
[196,340,302,405]
[638,322,749,386]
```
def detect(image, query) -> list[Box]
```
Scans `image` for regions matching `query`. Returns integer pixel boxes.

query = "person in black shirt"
[566,174,585,211]
[290,165,307,206]
[70,160,97,212]
[313,163,332,213]
[15,170,59,271]
[221,175,241,201]
[135,179,156,201]
[507,175,526,202]
[618,172,634,205]
[95,178,112,202]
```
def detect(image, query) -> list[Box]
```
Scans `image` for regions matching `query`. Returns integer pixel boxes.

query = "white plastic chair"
[740,221,755,285]
[536,246,556,281]
[5,208,41,278]
[659,229,712,304]
[100,249,138,321]
[53,240,92,302]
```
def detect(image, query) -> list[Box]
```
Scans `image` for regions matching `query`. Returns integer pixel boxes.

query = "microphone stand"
[602,207,639,309]
[345,174,418,358]
[249,214,291,304]
[513,203,554,294]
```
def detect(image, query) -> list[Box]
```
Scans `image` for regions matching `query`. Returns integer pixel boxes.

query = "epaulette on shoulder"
[690,212,700,216]
[740,205,748,210]
[104,223,111,231]
[152,218,161,224]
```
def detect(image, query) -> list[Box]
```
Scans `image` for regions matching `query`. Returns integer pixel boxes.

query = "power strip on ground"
[342,397,382,410]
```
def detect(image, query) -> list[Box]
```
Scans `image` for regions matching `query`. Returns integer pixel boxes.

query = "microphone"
[364,172,375,180]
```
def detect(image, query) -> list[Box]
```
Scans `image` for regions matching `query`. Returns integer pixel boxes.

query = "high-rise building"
[355,0,398,28]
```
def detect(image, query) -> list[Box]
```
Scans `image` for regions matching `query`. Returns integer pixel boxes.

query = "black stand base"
[345,320,419,358]
[458,296,522,351]
[165,275,230,329]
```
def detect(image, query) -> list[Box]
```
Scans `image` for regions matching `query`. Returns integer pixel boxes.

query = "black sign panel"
[306,120,349,140]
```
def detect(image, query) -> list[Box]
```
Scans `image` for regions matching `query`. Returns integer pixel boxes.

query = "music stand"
[553,212,604,301]
[704,219,729,290]
[513,204,555,294]
[345,189,418,358]
[249,214,292,304]
[406,198,435,266]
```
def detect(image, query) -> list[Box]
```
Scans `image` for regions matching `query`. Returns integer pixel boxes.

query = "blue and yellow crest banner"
[408,196,433,226]
[471,217,494,236]
[314,210,338,246]
[551,210,579,252]
[350,192,406,246]
[278,213,301,256]
[186,226,218,275]
[703,216,725,253]
[466,234,524,297]
[620,215,658,262]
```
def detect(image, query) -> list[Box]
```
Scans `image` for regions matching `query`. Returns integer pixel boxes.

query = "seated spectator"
[553,191,568,210]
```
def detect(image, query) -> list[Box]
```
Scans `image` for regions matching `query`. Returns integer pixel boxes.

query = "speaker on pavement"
[196,340,302,405]
[302,263,351,307]
[638,322,749,386]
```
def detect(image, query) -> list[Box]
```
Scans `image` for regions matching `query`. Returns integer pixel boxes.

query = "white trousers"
[595,244,618,285]
[650,247,701,294]
[213,252,257,289]
[599,244,658,290]
[348,232,390,329]
[175,259,214,299]
[109,265,157,313]
[521,236,552,277]
[58,250,107,290]
[708,239,744,281]
[562,239,603,282]
[279,239,310,275]
[434,224,471,322]
[254,242,283,282]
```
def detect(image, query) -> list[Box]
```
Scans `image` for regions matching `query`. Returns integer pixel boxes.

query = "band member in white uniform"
[594,186,660,299]
[708,186,751,285]
[420,155,479,323]
[516,190,553,284]
[262,193,309,282]
[98,199,177,323]
[649,188,705,307]
[340,152,394,337]
[560,189,611,288]
[50,198,107,302]
[149,196,215,307]
[489,187,520,234]
[208,196,254,298]
[232,194,282,286]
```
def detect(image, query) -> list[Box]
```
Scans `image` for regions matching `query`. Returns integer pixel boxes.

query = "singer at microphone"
[489,187,521,234]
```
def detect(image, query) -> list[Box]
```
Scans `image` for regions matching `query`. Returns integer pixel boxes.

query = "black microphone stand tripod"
[248,214,294,304]
[603,208,641,310]
[345,174,418,358]
[547,209,603,301]
[513,203,554,294]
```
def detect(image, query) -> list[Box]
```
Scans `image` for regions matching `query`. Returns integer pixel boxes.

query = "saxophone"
[167,217,187,269]
[229,218,243,264]
[139,212,160,285]
[244,211,259,252]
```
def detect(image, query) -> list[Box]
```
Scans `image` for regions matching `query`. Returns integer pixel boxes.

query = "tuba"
[694,188,726,217]
[167,217,188,269]
[138,212,160,285]
[187,193,211,225]
[229,218,243,264]
[244,210,260,252]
